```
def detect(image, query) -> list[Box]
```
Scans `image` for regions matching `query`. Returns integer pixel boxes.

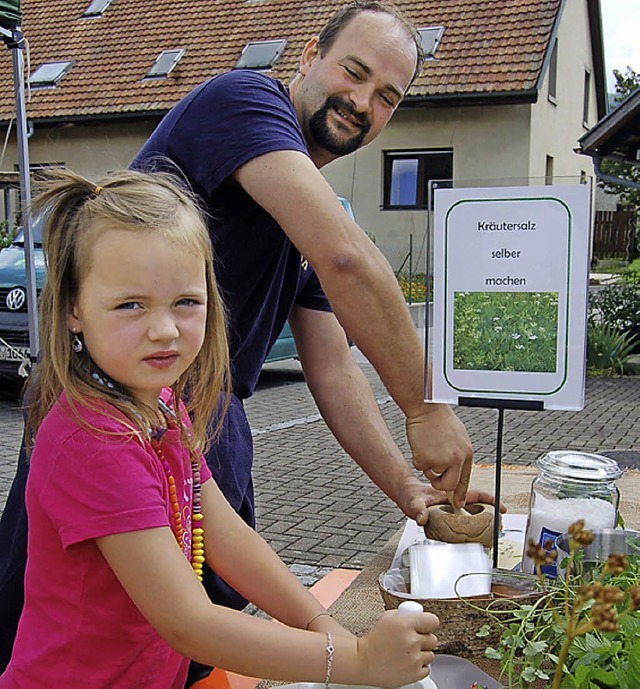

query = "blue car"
[0,217,45,378]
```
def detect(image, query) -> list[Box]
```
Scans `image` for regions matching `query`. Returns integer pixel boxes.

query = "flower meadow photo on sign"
[453,291,559,372]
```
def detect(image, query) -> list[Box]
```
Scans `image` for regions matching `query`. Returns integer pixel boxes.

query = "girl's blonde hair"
[24,167,230,459]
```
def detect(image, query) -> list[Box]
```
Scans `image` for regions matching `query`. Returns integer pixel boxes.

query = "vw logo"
[6,287,27,311]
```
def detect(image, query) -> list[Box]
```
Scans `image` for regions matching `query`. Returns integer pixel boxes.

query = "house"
[0,0,606,269]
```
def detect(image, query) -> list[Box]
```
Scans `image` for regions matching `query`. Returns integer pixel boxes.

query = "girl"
[0,169,438,689]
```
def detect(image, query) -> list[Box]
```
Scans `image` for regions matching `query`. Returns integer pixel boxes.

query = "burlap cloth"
[258,465,640,686]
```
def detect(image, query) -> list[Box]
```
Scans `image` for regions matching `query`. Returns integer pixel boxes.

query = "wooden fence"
[592,209,637,261]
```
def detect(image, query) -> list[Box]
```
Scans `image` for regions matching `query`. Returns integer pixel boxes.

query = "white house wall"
[321,103,534,272]
[528,0,600,182]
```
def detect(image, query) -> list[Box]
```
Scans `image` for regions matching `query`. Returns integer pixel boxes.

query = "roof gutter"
[401,88,539,109]
[0,109,170,127]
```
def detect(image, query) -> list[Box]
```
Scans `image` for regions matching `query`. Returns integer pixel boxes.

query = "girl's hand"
[356,609,439,689]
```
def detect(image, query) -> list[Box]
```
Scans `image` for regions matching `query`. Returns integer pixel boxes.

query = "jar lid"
[536,451,623,481]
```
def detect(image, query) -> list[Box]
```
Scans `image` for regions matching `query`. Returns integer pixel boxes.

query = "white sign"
[430,184,591,410]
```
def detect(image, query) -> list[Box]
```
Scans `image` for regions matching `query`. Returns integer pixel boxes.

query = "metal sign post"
[2,20,38,373]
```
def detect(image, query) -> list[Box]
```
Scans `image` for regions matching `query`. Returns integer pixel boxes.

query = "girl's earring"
[72,333,83,353]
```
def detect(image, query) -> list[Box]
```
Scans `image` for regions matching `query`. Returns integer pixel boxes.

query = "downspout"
[593,155,640,191]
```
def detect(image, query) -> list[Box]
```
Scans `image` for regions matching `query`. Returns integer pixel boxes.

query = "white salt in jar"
[521,451,622,576]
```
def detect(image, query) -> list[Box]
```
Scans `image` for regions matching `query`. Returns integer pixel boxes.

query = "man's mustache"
[326,96,371,133]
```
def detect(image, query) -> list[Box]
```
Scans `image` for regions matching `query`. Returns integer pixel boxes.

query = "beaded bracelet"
[325,632,334,689]
[305,611,333,630]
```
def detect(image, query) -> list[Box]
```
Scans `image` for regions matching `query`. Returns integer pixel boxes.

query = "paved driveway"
[1,358,639,582]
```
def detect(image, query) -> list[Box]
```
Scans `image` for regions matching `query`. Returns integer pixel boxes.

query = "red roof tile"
[0,0,563,122]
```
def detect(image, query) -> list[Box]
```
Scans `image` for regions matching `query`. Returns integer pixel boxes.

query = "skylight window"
[82,0,114,18]
[145,49,185,78]
[418,26,445,59]
[28,61,73,88]
[235,39,287,70]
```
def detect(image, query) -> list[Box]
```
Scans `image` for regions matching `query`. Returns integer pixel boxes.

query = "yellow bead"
[193,528,204,536]
[193,549,204,557]
[193,555,205,564]
[193,513,204,521]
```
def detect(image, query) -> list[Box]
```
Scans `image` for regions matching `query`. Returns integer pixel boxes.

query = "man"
[0,1,491,684]
[134,0,483,614]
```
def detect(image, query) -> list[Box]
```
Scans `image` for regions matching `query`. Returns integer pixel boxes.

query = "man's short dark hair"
[317,1,425,86]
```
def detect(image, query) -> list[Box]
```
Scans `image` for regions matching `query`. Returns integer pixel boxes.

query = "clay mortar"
[424,502,498,549]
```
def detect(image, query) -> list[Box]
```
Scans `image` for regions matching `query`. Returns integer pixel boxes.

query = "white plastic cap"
[397,601,424,615]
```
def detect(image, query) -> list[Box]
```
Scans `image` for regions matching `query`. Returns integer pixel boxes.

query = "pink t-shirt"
[0,390,212,689]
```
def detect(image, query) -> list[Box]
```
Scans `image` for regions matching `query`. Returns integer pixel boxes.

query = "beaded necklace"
[83,363,205,580]
[150,401,205,582]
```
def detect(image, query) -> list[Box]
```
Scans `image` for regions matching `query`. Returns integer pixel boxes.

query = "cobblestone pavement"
[1,358,639,583]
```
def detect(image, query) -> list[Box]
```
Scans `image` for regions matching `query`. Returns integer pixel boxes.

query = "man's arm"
[289,306,495,524]
[235,151,473,503]
[290,304,433,524]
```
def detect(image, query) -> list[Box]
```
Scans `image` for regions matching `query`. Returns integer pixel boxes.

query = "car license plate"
[0,344,29,362]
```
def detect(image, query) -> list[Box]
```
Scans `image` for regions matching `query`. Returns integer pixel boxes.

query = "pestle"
[397,601,438,689]
[446,491,470,516]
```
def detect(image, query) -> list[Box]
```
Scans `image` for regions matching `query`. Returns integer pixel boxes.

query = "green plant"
[591,258,627,275]
[480,521,640,689]
[586,323,638,375]
[0,219,12,249]
[588,285,640,353]
[622,259,640,286]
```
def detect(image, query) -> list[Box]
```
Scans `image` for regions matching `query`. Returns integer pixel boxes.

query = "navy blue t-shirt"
[132,70,332,399]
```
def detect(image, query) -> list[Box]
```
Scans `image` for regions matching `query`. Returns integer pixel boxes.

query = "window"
[28,61,73,88]
[235,39,287,70]
[82,0,113,17]
[145,49,185,79]
[548,39,558,102]
[383,150,453,210]
[545,155,554,185]
[583,68,591,126]
[417,26,445,59]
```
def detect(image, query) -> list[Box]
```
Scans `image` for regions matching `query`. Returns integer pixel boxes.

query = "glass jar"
[521,450,622,576]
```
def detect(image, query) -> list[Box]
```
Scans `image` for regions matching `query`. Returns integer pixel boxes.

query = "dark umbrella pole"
[2,24,38,374]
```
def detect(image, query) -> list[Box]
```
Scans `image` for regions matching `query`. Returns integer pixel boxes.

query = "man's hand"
[406,404,473,509]
[397,475,505,527]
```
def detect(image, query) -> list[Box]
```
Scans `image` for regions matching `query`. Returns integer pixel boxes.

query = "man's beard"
[308,95,371,156]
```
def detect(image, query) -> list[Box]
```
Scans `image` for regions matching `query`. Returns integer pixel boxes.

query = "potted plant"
[478,520,640,688]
